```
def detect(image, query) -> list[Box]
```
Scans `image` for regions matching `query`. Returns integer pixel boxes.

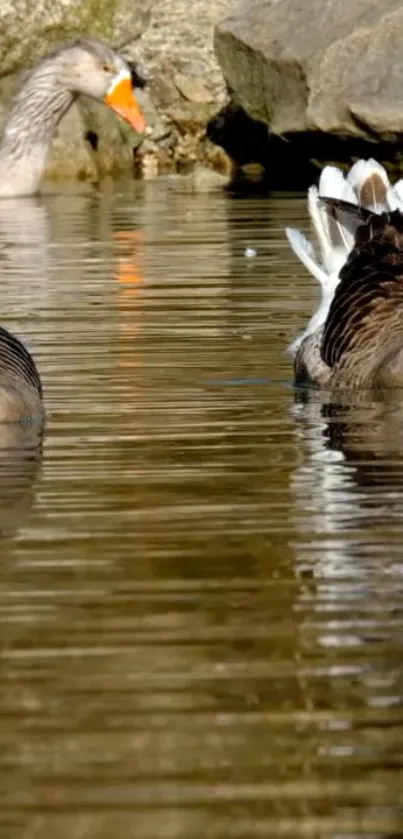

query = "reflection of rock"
[0,423,43,539]
[214,0,403,174]
[0,198,51,318]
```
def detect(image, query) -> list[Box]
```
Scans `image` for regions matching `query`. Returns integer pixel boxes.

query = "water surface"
[0,179,403,838]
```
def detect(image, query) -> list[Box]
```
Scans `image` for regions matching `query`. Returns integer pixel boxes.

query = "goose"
[285,158,403,389]
[0,37,147,198]
[0,38,147,422]
[0,325,43,422]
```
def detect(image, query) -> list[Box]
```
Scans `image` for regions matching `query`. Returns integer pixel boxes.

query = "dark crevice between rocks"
[85,130,99,152]
[128,61,148,90]
[207,101,403,193]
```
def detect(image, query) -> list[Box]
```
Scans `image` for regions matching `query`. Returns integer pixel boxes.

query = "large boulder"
[214,0,403,142]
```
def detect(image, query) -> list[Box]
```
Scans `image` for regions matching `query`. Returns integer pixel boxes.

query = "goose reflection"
[0,422,43,539]
[294,387,403,487]
[290,386,403,577]
[0,198,50,265]
[290,387,403,743]
[0,198,47,539]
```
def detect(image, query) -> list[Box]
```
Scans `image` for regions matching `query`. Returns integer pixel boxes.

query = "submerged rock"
[214,0,403,144]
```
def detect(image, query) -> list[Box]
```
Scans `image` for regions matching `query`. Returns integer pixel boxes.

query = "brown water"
[1,179,403,839]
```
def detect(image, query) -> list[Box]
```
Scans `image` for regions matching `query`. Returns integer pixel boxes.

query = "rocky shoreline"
[2,0,403,188]
[0,0,237,187]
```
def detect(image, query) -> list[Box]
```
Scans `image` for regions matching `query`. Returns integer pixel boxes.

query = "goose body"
[0,326,43,422]
[286,158,403,389]
[0,38,146,198]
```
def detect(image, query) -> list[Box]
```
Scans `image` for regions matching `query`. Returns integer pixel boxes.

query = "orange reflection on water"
[114,230,145,370]
[114,230,145,290]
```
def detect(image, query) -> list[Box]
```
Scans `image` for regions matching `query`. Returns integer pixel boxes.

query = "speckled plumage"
[321,207,403,388]
[0,38,134,197]
[286,160,403,390]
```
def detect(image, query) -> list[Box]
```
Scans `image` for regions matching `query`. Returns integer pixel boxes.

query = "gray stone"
[124,0,237,174]
[162,164,230,190]
[0,0,153,76]
[173,73,215,104]
[214,0,403,141]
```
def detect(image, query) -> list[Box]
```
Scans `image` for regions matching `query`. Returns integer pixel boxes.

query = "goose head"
[56,38,147,134]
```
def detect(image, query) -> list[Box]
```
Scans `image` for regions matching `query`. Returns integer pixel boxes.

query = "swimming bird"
[0,38,146,198]
[286,158,403,389]
[0,325,43,422]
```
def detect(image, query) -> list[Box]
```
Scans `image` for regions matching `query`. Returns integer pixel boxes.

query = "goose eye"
[102,63,113,74]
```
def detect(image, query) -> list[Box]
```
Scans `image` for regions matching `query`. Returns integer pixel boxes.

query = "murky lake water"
[1,179,403,838]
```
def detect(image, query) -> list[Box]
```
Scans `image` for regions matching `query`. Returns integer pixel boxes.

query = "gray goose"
[0,37,147,421]
[0,37,146,198]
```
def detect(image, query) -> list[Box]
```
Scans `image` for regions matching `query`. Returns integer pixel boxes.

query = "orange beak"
[105,76,146,134]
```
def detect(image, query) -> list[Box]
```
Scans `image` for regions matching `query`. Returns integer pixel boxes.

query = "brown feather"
[321,209,403,386]
[358,172,388,208]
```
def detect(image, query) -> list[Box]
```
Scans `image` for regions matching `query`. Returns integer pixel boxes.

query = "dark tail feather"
[318,197,402,249]
[319,197,373,230]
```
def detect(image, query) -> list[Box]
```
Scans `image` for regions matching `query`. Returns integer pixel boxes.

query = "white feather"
[392,179,403,209]
[287,267,340,358]
[318,165,356,259]
[307,185,331,267]
[347,157,388,189]
[285,228,326,286]
[347,158,390,211]
[318,165,347,200]
[285,158,403,358]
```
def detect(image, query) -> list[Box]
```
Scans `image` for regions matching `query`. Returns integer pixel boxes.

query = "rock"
[46,104,98,182]
[124,0,237,175]
[207,101,319,189]
[173,73,214,104]
[214,0,403,143]
[0,0,153,76]
[162,164,230,191]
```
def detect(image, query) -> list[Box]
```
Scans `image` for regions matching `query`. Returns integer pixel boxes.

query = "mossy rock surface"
[0,0,152,76]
